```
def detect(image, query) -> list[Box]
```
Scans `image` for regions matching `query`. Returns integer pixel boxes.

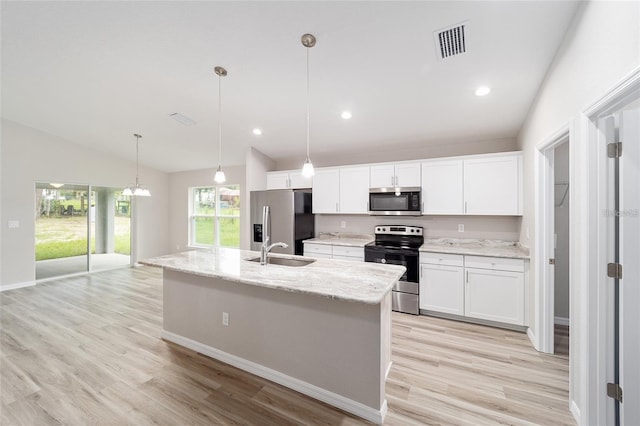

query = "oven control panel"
[374,225,423,236]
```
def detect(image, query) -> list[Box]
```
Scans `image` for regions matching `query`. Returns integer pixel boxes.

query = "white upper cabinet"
[370,162,421,188]
[421,153,522,216]
[266,170,312,190]
[312,168,340,214]
[339,166,370,214]
[421,160,464,214]
[463,155,521,215]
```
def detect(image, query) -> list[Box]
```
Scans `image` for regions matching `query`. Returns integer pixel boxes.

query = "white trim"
[385,361,393,380]
[554,316,570,327]
[0,280,36,292]
[161,330,387,425]
[570,399,581,425]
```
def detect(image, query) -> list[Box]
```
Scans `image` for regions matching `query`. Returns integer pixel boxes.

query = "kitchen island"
[141,248,405,424]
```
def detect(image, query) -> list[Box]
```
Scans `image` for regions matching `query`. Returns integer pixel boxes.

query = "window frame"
[188,184,240,248]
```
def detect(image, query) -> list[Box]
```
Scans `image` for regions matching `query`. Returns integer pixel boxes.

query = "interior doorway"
[534,127,571,355]
[35,182,131,280]
[553,141,570,356]
[582,70,640,425]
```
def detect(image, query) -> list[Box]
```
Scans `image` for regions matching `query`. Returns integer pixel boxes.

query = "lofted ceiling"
[1,1,580,173]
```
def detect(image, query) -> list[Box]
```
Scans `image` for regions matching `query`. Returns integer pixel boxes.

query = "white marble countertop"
[303,233,374,247]
[140,248,404,304]
[419,238,530,259]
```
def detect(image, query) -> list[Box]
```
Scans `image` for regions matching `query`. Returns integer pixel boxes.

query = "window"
[189,185,240,248]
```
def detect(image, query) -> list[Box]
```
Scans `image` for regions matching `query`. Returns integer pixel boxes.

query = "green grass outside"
[35,216,131,260]
[194,216,240,247]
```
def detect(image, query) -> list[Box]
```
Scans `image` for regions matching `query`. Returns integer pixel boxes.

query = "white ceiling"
[1,1,580,173]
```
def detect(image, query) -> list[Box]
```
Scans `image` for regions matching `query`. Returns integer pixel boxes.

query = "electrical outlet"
[341,221,346,229]
[8,220,19,228]
[222,312,229,326]
[458,224,464,232]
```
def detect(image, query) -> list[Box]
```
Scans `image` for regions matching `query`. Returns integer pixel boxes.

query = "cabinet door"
[419,264,464,315]
[370,164,396,188]
[465,268,524,325]
[312,168,340,214]
[395,162,421,187]
[266,172,290,190]
[464,155,521,215]
[421,160,463,214]
[339,166,370,213]
[289,172,312,189]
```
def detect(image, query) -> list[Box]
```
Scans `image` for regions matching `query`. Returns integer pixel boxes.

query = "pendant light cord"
[306,46,310,160]
[218,73,222,166]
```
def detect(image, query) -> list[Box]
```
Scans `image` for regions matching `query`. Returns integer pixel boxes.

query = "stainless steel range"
[364,225,423,315]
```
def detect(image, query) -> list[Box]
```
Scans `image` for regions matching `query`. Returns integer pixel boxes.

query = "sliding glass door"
[35,183,131,280]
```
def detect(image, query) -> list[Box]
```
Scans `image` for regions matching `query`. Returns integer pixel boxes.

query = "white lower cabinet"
[420,253,526,327]
[419,263,464,315]
[465,268,524,325]
[303,243,364,262]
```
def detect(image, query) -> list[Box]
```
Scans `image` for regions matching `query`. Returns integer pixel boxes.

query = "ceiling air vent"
[434,22,467,60]
[170,113,196,126]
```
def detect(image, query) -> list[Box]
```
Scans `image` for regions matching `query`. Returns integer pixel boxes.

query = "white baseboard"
[554,316,570,326]
[526,327,538,350]
[385,361,393,380]
[161,330,386,425]
[0,280,36,292]
[570,399,580,424]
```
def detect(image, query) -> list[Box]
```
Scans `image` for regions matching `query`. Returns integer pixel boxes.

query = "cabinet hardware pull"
[464,201,468,214]
[336,202,339,212]
[466,271,469,283]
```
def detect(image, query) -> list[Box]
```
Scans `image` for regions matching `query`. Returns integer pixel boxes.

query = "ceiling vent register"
[435,23,467,59]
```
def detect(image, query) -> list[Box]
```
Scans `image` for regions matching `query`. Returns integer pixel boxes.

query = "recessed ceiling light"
[252,128,262,136]
[341,111,352,120]
[475,86,491,97]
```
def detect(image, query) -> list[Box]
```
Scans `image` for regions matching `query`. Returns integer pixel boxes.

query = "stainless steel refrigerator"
[250,189,314,255]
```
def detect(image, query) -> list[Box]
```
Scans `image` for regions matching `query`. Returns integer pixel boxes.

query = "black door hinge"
[607,142,622,158]
[608,263,623,279]
[607,383,623,402]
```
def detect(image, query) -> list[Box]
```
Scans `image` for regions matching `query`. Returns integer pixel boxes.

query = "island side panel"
[162,269,386,411]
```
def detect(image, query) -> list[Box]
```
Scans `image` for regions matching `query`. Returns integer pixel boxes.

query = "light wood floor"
[1,266,574,425]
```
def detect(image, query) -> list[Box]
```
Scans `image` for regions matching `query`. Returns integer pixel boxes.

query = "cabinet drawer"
[303,243,332,256]
[332,254,363,262]
[464,255,524,272]
[420,252,464,267]
[332,245,364,259]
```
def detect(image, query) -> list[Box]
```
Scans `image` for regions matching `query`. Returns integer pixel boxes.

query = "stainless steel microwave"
[368,187,421,216]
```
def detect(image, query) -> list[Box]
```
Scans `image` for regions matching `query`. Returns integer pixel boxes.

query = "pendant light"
[123,133,151,197]
[214,66,227,184]
[301,33,316,178]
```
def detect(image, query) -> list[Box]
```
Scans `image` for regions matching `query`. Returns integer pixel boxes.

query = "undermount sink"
[247,256,316,267]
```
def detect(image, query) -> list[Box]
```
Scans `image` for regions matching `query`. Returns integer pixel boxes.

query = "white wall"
[0,119,170,287]
[316,215,521,242]
[243,147,274,250]
[554,142,570,321]
[516,1,640,422]
[168,165,246,252]
[276,137,517,170]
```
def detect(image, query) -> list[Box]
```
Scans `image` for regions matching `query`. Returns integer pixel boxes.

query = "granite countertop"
[140,248,404,304]
[419,238,530,259]
[303,232,374,247]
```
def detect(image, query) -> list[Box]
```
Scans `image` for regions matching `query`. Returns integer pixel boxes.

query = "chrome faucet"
[260,241,289,265]
[260,205,288,265]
